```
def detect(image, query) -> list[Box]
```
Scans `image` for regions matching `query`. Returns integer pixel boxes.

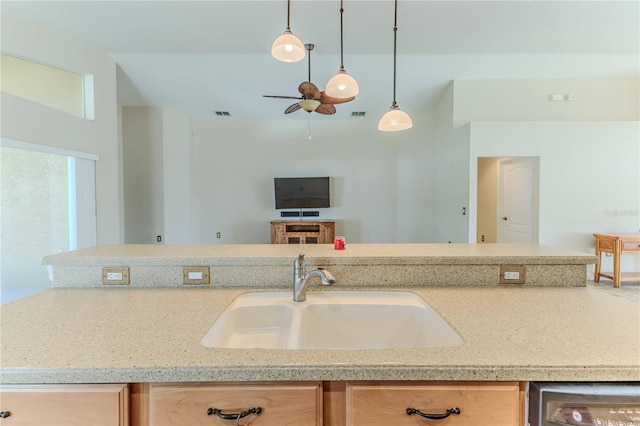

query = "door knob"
[502,217,508,221]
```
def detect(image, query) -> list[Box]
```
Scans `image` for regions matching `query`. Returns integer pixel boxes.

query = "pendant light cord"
[392,0,398,106]
[286,0,291,30]
[339,0,345,70]
[307,44,312,81]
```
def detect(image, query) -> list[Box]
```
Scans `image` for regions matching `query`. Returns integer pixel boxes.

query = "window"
[0,53,94,119]
[0,140,97,289]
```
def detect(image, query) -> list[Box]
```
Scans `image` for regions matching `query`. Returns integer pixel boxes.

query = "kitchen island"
[1,243,638,425]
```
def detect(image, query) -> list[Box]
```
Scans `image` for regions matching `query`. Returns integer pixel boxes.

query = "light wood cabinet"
[270,221,335,244]
[0,381,524,426]
[343,381,524,426]
[144,382,322,426]
[0,384,130,426]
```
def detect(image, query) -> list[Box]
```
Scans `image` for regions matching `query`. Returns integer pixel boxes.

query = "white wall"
[121,107,164,244]
[121,107,437,245]
[468,121,639,273]
[453,79,639,128]
[396,112,436,242]
[0,12,121,244]
[432,83,471,243]
[188,119,417,243]
[162,109,192,244]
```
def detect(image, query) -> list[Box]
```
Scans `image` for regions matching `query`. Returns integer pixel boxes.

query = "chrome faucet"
[293,253,335,302]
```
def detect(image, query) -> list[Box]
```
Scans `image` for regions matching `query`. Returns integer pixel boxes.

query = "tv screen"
[274,177,330,209]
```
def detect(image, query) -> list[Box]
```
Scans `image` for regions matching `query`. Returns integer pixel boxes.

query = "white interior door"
[497,157,539,243]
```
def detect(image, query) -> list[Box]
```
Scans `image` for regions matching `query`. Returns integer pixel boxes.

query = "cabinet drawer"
[346,381,521,426]
[0,384,129,426]
[622,241,640,252]
[598,238,616,252]
[149,382,322,426]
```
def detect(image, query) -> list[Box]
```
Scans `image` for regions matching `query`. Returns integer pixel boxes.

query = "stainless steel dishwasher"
[529,382,640,426]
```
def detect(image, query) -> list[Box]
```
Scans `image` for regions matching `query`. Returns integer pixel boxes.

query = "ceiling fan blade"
[314,104,336,115]
[263,95,304,100]
[319,92,355,105]
[298,82,321,100]
[285,103,302,114]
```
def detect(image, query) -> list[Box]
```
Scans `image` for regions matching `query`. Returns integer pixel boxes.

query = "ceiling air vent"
[215,111,231,116]
[351,111,365,117]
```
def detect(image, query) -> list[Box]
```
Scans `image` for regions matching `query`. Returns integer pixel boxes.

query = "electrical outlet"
[102,267,130,285]
[183,267,210,285]
[499,266,526,284]
[106,272,123,280]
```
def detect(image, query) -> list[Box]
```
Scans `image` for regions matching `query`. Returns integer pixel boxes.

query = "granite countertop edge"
[1,365,638,385]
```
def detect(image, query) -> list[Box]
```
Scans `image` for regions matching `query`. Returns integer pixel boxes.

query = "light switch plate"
[102,267,130,285]
[183,267,210,285]
[499,266,526,284]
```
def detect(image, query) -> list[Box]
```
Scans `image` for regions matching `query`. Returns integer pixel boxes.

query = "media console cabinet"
[270,221,335,244]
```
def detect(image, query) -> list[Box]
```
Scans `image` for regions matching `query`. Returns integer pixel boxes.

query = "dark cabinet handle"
[207,407,262,420]
[502,217,508,221]
[407,407,461,420]
[0,411,10,418]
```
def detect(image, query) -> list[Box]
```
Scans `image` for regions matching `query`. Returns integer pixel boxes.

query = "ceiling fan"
[263,43,355,115]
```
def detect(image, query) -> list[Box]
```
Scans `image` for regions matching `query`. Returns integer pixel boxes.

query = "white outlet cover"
[188,271,203,280]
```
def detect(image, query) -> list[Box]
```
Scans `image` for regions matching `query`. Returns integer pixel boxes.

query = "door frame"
[471,156,540,244]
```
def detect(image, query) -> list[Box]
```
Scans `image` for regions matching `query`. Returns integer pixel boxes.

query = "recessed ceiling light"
[214,111,230,116]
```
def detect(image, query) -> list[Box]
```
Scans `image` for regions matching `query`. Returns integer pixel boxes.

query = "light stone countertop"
[43,243,598,266]
[1,283,638,384]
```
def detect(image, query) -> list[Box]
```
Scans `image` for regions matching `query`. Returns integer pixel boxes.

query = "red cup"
[334,236,346,250]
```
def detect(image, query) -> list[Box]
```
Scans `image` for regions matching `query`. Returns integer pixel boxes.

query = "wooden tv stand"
[271,221,335,244]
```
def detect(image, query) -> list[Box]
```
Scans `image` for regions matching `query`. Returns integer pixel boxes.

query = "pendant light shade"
[325,68,359,98]
[324,0,359,98]
[378,0,412,132]
[378,103,412,131]
[271,0,305,63]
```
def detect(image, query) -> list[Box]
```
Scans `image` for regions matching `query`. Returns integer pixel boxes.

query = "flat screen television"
[274,177,330,209]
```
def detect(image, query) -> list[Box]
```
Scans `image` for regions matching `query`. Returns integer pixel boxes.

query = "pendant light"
[324,0,359,98]
[271,0,306,63]
[378,0,412,131]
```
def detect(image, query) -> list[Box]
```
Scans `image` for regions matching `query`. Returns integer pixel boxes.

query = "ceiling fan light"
[271,29,306,63]
[378,104,413,131]
[299,99,321,112]
[325,68,359,98]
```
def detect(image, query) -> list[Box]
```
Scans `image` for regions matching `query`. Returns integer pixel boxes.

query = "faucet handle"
[295,253,306,269]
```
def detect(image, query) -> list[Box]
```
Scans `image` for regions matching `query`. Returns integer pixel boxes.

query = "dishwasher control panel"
[529,382,640,426]
[550,406,640,425]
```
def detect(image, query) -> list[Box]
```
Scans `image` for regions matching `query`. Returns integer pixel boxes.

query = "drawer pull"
[207,407,262,421]
[406,407,461,420]
[0,411,10,418]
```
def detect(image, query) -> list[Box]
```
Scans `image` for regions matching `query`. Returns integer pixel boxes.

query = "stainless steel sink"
[201,291,463,350]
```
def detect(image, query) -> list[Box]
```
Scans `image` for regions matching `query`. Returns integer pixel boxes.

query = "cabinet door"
[346,381,522,426]
[0,384,129,426]
[319,223,335,244]
[149,382,322,426]
[270,223,287,244]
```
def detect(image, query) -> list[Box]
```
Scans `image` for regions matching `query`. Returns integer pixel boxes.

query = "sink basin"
[201,291,463,350]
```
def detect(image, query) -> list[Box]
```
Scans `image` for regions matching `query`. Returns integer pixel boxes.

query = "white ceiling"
[3,0,639,122]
